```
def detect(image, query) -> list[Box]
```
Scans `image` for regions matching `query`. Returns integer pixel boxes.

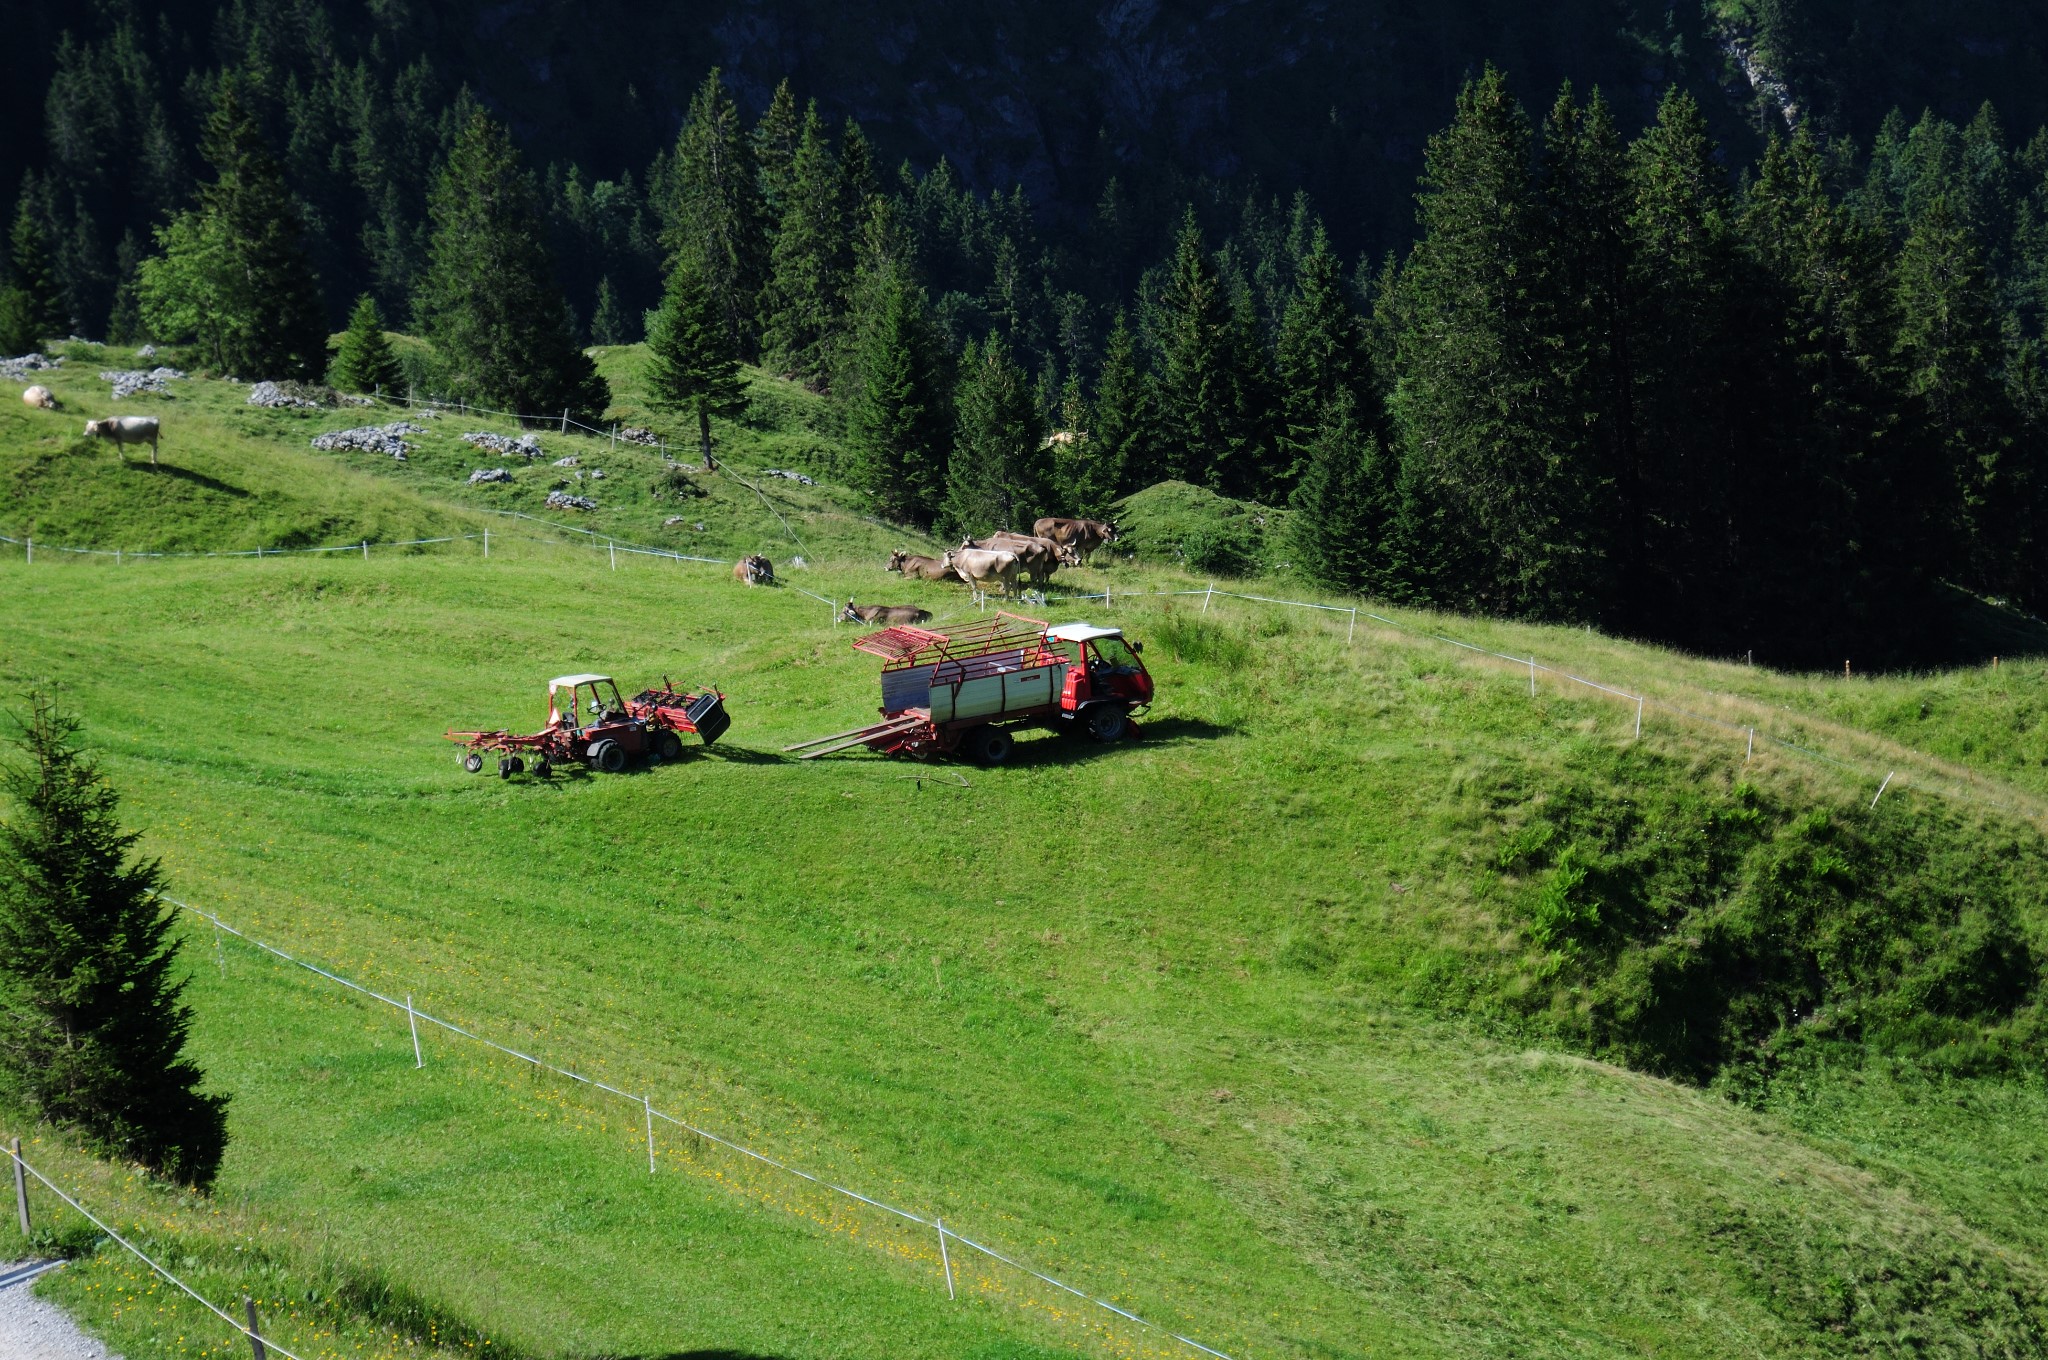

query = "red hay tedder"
[785,612,1153,764]
[447,673,729,777]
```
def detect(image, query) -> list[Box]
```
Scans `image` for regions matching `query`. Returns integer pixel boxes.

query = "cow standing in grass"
[85,415,160,466]
[940,546,1021,597]
[1033,517,1117,565]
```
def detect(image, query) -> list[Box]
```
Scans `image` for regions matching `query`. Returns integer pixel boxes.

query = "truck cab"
[1044,623,1152,738]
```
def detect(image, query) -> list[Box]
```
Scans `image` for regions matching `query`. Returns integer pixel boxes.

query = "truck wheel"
[655,729,684,762]
[587,739,626,773]
[967,726,1014,765]
[1084,704,1129,742]
[462,752,484,774]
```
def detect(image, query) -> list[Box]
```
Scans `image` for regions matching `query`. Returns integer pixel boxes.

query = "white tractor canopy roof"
[1044,623,1123,643]
[548,674,614,690]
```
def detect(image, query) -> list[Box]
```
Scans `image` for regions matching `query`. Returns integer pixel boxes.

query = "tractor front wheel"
[1084,704,1129,743]
[587,739,627,773]
[655,729,685,762]
[462,752,484,774]
[966,726,1014,766]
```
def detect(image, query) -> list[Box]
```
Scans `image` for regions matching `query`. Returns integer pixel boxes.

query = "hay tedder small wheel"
[655,729,685,762]
[498,755,524,778]
[462,752,484,774]
[587,738,627,773]
[534,757,553,779]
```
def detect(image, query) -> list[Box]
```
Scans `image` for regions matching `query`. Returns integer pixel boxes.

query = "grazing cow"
[21,385,57,410]
[839,599,933,626]
[85,415,161,465]
[886,548,960,582]
[1033,516,1117,564]
[939,546,1021,597]
[962,533,1064,585]
[732,554,775,586]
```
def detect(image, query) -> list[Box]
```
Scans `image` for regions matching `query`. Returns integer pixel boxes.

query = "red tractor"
[786,613,1152,764]
[448,674,729,777]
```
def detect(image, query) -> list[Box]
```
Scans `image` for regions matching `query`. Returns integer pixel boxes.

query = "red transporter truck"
[785,612,1153,764]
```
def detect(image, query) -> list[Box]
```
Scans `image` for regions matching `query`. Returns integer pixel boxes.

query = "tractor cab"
[1044,623,1153,708]
[548,674,633,733]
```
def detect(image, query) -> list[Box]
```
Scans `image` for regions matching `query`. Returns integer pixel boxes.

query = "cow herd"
[19,384,164,465]
[888,517,1117,598]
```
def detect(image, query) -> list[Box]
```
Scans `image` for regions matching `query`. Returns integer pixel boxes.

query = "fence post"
[407,994,422,1069]
[483,527,489,559]
[937,1218,955,1300]
[1529,658,1536,697]
[244,1296,267,1360]
[1634,696,1643,739]
[1746,726,1754,762]
[1203,582,1214,613]
[24,537,29,565]
[1349,607,1357,645]
[1871,771,1895,809]
[362,540,369,561]
[11,1137,27,1238]
[116,548,121,565]
[561,408,568,434]
[609,541,617,571]
[644,1095,656,1173]
[213,920,225,977]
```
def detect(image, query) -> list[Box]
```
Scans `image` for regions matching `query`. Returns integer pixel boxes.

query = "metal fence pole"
[609,541,617,570]
[407,994,422,1068]
[1348,607,1357,644]
[561,408,568,434]
[1634,696,1643,739]
[1747,727,1754,761]
[11,1138,28,1237]
[362,540,369,561]
[1529,658,1536,697]
[483,528,489,559]
[644,1095,656,1173]
[1871,771,1895,809]
[937,1218,955,1299]
[1203,583,1214,613]
[24,537,30,565]
[243,1296,267,1360]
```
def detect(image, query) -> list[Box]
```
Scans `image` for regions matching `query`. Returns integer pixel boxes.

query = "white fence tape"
[163,896,1240,1360]
[3,1145,313,1360]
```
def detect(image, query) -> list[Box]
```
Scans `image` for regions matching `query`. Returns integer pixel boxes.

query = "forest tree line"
[4,27,2048,662]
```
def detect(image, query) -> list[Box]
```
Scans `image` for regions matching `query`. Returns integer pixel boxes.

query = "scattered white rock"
[468,467,514,485]
[99,367,184,399]
[589,468,606,480]
[462,431,544,458]
[617,426,662,446]
[311,421,425,458]
[552,455,578,467]
[762,468,816,485]
[137,343,156,358]
[545,490,597,511]
[247,380,327,409]
[789,556,806,568]
[662,516,690,527]
[1,353,62,381]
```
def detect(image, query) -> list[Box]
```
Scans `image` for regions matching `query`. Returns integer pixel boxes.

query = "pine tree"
[645,247,747,469]
[5,179,67,346]
[666,70,767,359]
[329,293,400,394]
[105,230,146,346]
[414,109,609,421]
[1153,210,1247,489]
[137,80,327,378]
[1286,390,1398,595]
[0,695,229,1189]
[589,276,631,345]
[761,103,849,386]
[1089,309,1153,499]
[752,80,802,216]
[846,256,951,526]
[837,119,881,221]
[1389,66,1574,618]
[945,332,1046,536]
[1275,223,1380,489]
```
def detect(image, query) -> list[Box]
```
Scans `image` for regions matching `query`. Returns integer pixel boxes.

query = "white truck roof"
[1044,623,1123,642]
[548,674,613,688]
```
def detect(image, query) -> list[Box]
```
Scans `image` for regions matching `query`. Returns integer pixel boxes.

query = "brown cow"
[732,554,775,586]
[1033,517,1117,564]
[962,534,1064,585]
[839,599,933,626]
[940,546,1021,597]
[886,548,960,582]
[986,530,1080,567]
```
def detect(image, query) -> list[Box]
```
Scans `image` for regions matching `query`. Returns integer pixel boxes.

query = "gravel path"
[0,1260,120,1360]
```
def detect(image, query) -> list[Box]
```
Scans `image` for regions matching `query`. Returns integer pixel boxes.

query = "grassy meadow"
[4,350,2048,1359]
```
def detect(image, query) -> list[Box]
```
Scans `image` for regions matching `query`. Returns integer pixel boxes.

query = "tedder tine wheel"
[1085,705,1129,743]
[462,752,484,774]
[534,758,553,779]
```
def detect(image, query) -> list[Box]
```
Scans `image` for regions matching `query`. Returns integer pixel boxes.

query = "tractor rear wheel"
[1084,704,1129,742]
[462,752,484,774]
[587,739,627,773]
[966,726,1014,766]
[655,729,685,762]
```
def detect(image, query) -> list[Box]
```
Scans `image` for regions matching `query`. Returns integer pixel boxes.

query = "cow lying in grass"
[85,415,160,465]
[886,548,958,582]
[732,554,774,586]
[839,600,933,626]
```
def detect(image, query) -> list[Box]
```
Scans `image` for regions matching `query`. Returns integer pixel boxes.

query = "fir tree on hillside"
[761,103,849,387]
[666,70,767,359]
[329,293,400,394]
[1,178,67,352]
[589,276,631,345]
[0,695,229,1189]
[944,331,1044,536]
[1275,224,1378,488]
[752,80,802,216]
[414,108,608,421]
[1153,211,1249,490]
[645,247,746,469]
[1087,309,1153,501]
[1287,390,1399,595]
[137,80,327,379]
[846,241,950,526]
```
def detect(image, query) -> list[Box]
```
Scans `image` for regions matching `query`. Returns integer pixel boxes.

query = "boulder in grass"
[247,380,331,409]
[462,430,544,458]
[311,421,424,458]
[468,467,514,485]
[100,366,185,399]
[0,353,62,381]
[618,426,662,446]
[553,455,578,467]
[545,490,597,511]
[762,468,816,485]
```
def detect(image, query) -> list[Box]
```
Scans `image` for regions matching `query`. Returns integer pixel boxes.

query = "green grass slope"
[6,349,2048,1359]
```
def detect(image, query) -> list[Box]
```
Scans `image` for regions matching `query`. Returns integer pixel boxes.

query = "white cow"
[940,546,1021,597]
[85,415,161,465]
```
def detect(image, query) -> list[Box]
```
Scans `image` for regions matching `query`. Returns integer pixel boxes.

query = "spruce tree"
[645,247,747,469]
[1153,210,1247,489]
[5,180,67,347]
[845,257,951,526]
[589,277,631,346]
[667,70,768,359]
[761,103,849,386]
[944,332,1045,536]
[329,293,400,394]
[1286,390,1398,595]
[0,695,229,1189]
[1275,223,1381,488]
[837,119,882,221]
[752,80,802,217]
[414,109,608,421]
[137,80,326,378]
[1089,309,1154,499]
